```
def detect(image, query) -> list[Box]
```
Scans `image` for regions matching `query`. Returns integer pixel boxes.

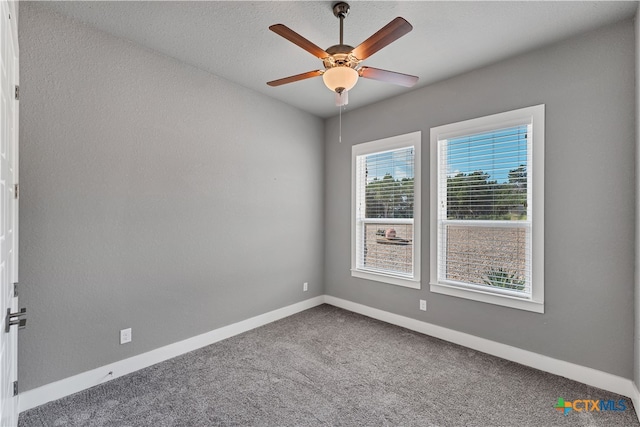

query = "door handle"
[5,308,26,333]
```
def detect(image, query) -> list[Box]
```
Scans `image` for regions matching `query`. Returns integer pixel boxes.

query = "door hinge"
[14,184,18,200]
[12,381,18,396]
[14,85,19,101]
[5,308,26,333]
[13,283,17,297]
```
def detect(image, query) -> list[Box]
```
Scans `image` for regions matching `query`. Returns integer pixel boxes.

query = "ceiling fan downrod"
[333,2,350,46]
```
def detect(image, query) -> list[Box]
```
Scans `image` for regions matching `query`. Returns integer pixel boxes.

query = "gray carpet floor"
[19,304,639,426]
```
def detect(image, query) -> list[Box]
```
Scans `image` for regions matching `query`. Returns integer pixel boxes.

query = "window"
[352,131,421,288]
[430,105,544,312]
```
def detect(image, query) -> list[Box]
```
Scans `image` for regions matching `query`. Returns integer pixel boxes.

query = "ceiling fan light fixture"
[322,66,358,93]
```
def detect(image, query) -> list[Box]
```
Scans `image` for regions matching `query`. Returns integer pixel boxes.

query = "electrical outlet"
[303,282,308,292]
[120,328,132,344]
[419,300,427,311]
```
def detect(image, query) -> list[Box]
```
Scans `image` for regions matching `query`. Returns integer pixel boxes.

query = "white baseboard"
[19,294,640,417]
[18,296,325,413]
[324,295,638,401]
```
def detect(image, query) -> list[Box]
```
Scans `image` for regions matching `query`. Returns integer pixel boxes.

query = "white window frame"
[430,105,544,313]
[352,131,421,289]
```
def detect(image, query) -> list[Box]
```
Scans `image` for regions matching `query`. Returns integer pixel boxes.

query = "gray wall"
[18,2,638,393]
[19,4,324,391]
[325,20,636,378]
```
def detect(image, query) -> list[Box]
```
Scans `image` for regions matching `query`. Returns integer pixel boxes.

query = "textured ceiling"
[33,1,638,118]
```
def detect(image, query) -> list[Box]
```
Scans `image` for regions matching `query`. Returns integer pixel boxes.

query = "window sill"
[430,282,544,313]
[352,269,420,289]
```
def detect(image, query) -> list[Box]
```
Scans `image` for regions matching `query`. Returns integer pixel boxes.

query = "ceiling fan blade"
[351,17,413,60]
[269,24,330,59]
[359,67,419,87]
[267,70,324,87]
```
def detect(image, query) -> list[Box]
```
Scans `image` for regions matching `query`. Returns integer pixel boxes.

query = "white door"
[0,0,18,425]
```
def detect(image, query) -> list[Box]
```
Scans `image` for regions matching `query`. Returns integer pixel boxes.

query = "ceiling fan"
[267,2,418,106]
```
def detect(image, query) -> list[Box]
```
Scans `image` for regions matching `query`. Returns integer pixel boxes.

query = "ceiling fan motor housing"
[323,45,359,70]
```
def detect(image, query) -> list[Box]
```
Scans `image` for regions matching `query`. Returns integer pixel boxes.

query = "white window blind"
[438,125,532,297]
[352,132,421,288]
